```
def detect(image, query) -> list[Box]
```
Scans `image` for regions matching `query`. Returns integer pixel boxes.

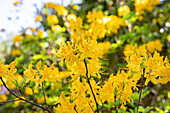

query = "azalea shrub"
[0,0,170,113]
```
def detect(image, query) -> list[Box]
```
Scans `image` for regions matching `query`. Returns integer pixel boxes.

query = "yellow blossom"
[0,94,8,102]
[51,25,61,32]
[37,30,45,38]
[12,49,20,56]
[13,35,23,45]
[25,87,33,95]
[118,5,130,17]
[14,0,21,6]
[35,15,42,21]
[73,5,78,10]
[47,15,59,24]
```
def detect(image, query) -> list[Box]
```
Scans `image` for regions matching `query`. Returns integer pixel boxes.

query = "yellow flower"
[37,97,44,104]
[154,40,162,52]
[147,40,162,53]
[67,14,77,22]
[28,27,36,32]
[73,5,78,10]
[12,49,20,56]
[25,87,33,95]
[0,94,8,102]
[14,0,21,6]
[144,73,157,85]
[23,61,38,81]
[37,30,45,38]
[47,15,59,24]
[118,5,130,17]
[168,91,170,98]
[13,35,23,45]
[35,15,42,21]
[51,25,61,32]
[167,35,170,42]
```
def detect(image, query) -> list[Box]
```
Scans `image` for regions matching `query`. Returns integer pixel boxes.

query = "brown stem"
[18,88,27,100]
[84,59,99,113]
[32,88,37,103]
[101,102,103,113]
[74,105,78,113]
[42,82,48,108]
[88,101,95,113]
[0,77,51,113]
[0,99,20,104]
[137,69,145,109]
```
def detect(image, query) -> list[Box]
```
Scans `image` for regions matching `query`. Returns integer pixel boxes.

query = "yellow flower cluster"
[23,61,69,87]
[66,10,125,41]
[118,5,131,17]
[146,40,162,53]
[124,40,162,57]
[135,0,160,13]
[35,15,42,21]
[13,35,23,45]
[124,43,170,85]
[12,49,20,56]
[47,15,59,25]
[45,3,68,16]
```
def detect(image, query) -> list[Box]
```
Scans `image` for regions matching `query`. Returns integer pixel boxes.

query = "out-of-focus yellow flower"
[34,89,39,93]
[67,14,77,22]
[37,97,44,104]
[13,35,23,45]
[28,27,36,32]
[51,25,61,33]
[139,16,143,21]
[34,111,39,113]
[37,30,45,38]
[25,87,33,95]
[147,40,162,53]
[0,94,7,101]
[118,5,130,17]
[154,40,162,52]
[135,0,159,13]
[14,0,21,6]
[47,15,59,24]
[73,5,78,10]
[12,49,21,56]
[168,91,170,98]
[167,35,170,42]
[35,15,42,21]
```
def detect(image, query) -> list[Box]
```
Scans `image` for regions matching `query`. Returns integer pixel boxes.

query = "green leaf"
[159,103,170,106]
[11,80,19,87]
[18,79,26,88]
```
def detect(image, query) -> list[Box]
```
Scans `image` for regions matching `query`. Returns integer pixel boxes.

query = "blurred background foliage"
[0,0,170,112]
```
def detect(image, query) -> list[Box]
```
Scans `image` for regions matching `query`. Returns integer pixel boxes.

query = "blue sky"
[0,0,82,42]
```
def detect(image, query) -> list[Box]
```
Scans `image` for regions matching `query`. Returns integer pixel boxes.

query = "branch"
[74,105,78,113]
[42,82,48,108]
[84,59,99,113]
[137,69,145,109]
[0,77,52,113]
[0,99,20,104]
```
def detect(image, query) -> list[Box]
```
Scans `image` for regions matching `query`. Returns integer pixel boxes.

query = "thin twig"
[42,82,48,108]
[0,77,51,113]
[84,59,99,113]
[0,99,20,104]
[88,101,95,113]
[18,88,27,100]
[137,69,145,109]
[32,88,37,103]
[74,105,78,113]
